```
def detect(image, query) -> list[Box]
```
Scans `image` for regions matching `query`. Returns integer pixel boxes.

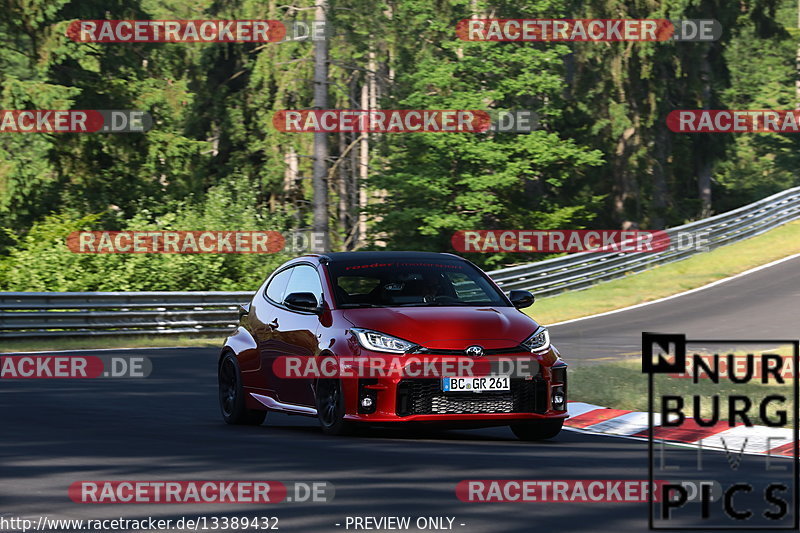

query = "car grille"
[411,346,525,356]
[396,378,547,416]
[429,396,513,414]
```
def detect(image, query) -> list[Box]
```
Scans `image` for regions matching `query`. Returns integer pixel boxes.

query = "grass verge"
[570,357,794,423]
[526,220,800,325]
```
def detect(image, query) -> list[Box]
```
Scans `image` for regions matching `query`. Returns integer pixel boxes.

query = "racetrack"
[550,254,800,363]
[2,256,799,532]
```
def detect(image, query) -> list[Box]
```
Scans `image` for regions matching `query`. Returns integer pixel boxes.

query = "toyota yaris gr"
[218,251,568,440]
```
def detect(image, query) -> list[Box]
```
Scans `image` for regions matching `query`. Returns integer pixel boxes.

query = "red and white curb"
[565,402,795,458]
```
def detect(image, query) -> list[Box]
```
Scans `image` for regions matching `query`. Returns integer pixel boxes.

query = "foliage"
[0,0,798,287]
[0,181,292,290]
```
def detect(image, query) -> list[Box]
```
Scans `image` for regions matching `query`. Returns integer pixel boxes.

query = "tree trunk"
[337,130,348,248]
[651,122,670,229]
[357,83,369,248]
[312,0,330,252]
[612,126,639,228]
[796,0,800,109]
[697,48,713,218]
[284,146,298,194]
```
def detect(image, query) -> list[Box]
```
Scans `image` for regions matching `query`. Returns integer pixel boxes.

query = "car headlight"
[521,326,550,353]
[351,328,418,354]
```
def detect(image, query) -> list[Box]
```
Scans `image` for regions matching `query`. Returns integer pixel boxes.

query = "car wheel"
[218,353,267,425]
[316,379,354,436]
[510,419,563,441]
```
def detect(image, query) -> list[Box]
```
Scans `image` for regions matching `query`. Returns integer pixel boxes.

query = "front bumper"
[340,351,568,423]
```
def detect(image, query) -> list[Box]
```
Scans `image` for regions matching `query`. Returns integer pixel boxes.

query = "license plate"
[442,376,510,393]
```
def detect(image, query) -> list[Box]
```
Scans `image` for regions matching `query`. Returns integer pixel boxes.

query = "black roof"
[314,251,465,263]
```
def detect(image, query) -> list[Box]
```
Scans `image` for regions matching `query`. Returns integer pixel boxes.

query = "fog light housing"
[358,379,378,414]
[551,385,566,411]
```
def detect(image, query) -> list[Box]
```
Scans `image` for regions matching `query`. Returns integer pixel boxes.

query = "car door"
[246,266,294,391]
[270,263,324,407]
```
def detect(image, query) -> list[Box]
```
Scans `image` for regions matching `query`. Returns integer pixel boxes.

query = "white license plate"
[442,376,510,393]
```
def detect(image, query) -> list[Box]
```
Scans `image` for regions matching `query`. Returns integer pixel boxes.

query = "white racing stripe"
[582,411,659,436]
[567,401,606,418]
[566,402,795,455]
[695,425,795,454]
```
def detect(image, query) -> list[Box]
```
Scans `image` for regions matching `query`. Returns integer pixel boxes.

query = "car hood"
[340,306,540,350]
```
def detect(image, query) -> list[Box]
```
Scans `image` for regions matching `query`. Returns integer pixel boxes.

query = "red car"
[218,251,568,440]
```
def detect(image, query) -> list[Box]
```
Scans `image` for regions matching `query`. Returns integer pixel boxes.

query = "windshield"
[326,259,510,308]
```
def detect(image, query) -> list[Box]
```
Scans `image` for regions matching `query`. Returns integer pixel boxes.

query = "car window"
[265,267,293,303]
[328,260,508,307]
[283,264,323,305]
[337,275,381,295]
[445,271,489,302]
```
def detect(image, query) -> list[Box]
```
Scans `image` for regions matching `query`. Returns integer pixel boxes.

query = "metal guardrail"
[489,186,800,294]
[2,186,800,338]
[0,292,254,338]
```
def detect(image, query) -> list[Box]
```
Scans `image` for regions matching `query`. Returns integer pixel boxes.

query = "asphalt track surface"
[550,254,800,362]
[2,256,800,533]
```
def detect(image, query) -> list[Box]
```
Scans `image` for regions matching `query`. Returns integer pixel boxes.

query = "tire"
[510,419,563,441]
[218,353,267,426]
[316,379,355,436]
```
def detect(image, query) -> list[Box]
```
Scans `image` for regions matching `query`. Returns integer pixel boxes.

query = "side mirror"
[238,302,250,319]
[284,292,321,313]
[509,290,535,309]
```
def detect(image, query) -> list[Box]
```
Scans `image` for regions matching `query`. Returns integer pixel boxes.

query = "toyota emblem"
[465,345,485,357]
